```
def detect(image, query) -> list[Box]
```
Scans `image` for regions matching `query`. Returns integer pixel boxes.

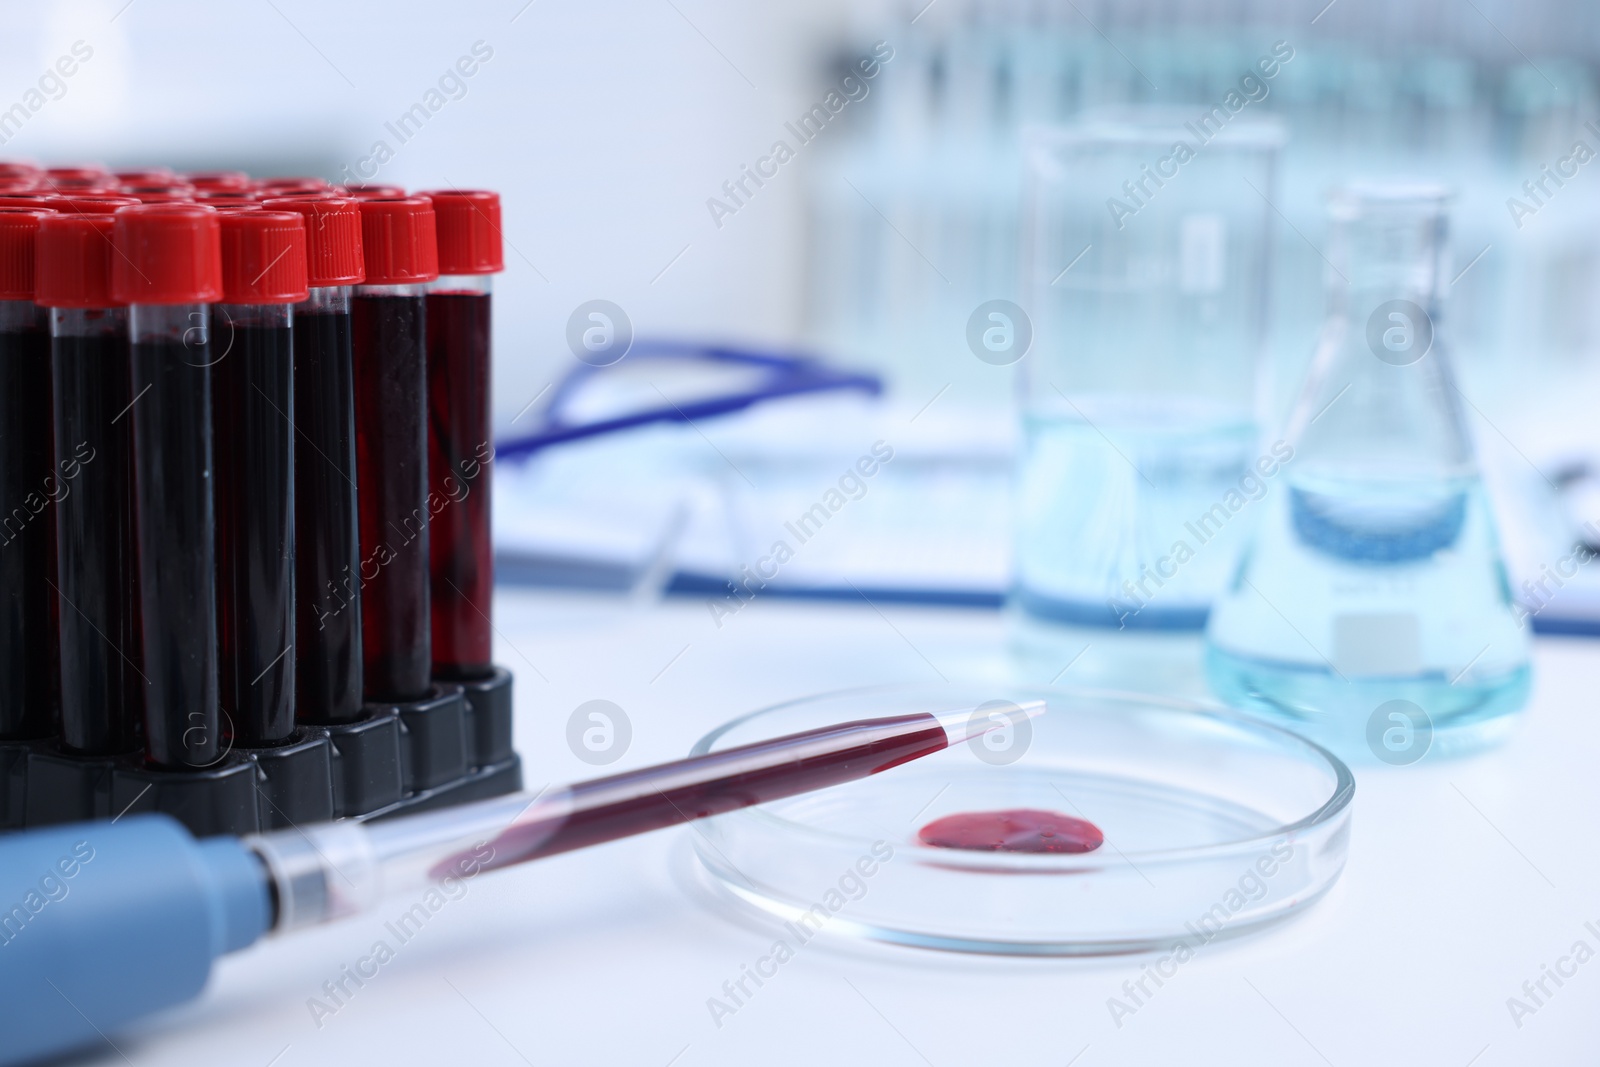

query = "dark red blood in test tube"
[112,203,225,769]
[422,189,503,678]
[352,196,438,702]
[213,210,308,745]
[38,206,144,754]
[261,196,368,724]
[424,291,491,672]
[0,208,59,740]
[918,809,1105,854]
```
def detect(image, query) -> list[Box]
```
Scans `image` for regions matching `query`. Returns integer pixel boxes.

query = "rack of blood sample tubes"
[0,162,519,835]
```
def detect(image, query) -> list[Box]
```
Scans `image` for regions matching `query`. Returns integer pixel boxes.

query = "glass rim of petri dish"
[690,683,1353,955]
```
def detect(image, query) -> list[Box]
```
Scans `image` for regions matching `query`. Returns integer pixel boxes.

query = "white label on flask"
[1332,612,1421,677]
[1179,214,1226,294]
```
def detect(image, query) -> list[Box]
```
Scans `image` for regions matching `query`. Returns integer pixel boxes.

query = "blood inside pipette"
[428,711,955,879]
[917,809,1104,854]
[422,702,1047,882]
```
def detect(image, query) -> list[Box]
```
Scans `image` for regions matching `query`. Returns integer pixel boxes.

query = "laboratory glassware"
[1014,114,1282,680]
[1205,183,1531,756]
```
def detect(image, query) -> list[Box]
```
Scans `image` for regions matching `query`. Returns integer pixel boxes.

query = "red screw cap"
[257,176,331,195]
[356,196,437,285]
[344,183,406,199]
[212,202,263,212]
[44,166,115,193]
[60,195,141,214]
[113,167,176,185]
[0,161,41,182]
[121,184,197,204]
[420,189,503,275]
[260,196,365,287]
[37,213,120,309]
[197,189,259,203]
[183,170,252,192]
[220,210,308,304]
[111,203,223,305]
[0,208,53,300]
[0,194,65,210]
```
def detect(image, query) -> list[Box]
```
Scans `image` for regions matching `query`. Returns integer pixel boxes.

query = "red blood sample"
[456,712,952,875]
[0,209,59,740]
[38,208,144,754]
[918,809,1105,854]
[421,189,503,678]
[262,196,367,724]
[213,211,308,745]
[111,204,225,769]
[351,196,438,702]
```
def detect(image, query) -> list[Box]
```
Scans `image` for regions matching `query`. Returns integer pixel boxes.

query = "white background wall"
[0,0,900,428]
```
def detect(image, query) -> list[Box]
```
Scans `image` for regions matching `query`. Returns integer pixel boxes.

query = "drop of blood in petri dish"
[917,808,1104,854]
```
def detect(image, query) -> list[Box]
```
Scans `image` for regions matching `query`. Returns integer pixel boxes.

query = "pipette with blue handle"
[0,701,1039,1065]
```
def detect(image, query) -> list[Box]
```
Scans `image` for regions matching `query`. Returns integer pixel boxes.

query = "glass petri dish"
[690,684,1353,956]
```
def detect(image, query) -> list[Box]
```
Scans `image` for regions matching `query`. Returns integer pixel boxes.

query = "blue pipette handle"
[0,814,270,1066]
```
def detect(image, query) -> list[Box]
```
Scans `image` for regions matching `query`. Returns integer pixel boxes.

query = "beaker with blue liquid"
[1014,114,1282,686]
[1205,183,1531,756]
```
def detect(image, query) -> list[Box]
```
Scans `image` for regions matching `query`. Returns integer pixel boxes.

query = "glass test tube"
[214,210,308,746]
[111,203,224,769]
[352,196,439,703]
[421,190,504,679]
[262,196,367,725]
[0,208,59,741]
[38,199,144,754]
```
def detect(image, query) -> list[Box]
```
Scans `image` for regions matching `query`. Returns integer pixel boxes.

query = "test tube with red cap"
[421,190,503,678]
[48,193,128,210]
[0,161,41,185]
[257,177,331,198]
[120,184,197,204]
[197,190,260,205]
[213,210,309,747]
[37,197,144,756]
[113,167,175,186]
[0,194,65,210]
[111,203,224,769]
[183,171,252,194]
[344,184,405,200]
[43,166,114,194]
[351,196,438,702]
[0,207,59,743]
[260,195,366,723]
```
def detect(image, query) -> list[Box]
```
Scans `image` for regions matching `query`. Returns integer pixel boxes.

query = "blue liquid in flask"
[1204,185,1530,755]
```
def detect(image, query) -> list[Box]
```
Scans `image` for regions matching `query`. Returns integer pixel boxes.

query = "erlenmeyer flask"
[1205,183,1530,758]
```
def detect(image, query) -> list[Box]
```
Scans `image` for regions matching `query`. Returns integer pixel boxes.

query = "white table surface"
[115,589,1600,1067]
